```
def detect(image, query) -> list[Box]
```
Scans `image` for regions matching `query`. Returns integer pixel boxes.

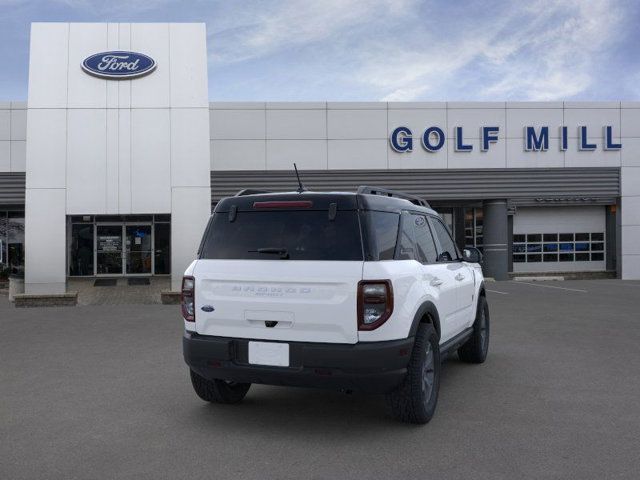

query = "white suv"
[182,186,489,424]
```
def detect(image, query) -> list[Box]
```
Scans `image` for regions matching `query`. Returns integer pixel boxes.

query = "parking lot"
[1,279,640,480]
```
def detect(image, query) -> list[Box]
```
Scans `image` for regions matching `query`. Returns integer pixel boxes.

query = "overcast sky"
[0,0,638,102]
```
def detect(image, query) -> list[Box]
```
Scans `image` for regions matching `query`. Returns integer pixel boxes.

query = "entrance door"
[96,225,123,275]
[125,225,152,275]
[95,224,153,275]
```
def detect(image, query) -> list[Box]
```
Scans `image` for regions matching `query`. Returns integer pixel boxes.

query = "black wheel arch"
[479,280,486,298]
[474,280,487,317]
[408,301,442,339]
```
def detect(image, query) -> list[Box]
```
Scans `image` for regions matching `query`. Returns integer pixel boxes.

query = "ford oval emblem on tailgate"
[201,305,215,312]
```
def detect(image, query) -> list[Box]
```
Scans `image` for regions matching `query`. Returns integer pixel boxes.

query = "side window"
[396,212,416,260]
[412,214,438,264]
[429,217,459,262]
[366,211,400,261]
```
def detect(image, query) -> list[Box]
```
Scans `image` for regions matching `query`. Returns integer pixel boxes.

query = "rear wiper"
[248,247,290,259]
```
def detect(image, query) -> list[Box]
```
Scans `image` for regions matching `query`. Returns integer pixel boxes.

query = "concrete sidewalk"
[69,277,171,305]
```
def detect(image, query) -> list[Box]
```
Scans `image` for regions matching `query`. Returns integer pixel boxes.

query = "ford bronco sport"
[182,186,489,424]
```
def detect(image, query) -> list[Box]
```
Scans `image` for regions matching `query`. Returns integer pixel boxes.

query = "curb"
[513,276,565,282]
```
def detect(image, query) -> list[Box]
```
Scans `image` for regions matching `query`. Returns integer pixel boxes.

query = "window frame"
[403,211,439,265]
[394,211,417,262]
[427,215,461,263]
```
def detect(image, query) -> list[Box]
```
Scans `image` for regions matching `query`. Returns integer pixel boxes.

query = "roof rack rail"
[357,185,430,208]
[234,188,271,197]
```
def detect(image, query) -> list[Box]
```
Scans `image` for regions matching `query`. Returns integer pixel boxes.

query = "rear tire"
[458,295,490,364]
[190,369,251,404]
[386,323,441,424]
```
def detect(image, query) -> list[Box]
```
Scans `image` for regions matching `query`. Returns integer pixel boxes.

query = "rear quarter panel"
[359,260,438,342]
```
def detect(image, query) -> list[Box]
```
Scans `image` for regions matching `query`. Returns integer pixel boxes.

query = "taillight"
[357,280,393,330]
[181,276,195,322]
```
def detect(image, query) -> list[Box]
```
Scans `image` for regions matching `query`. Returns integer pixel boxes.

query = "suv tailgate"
[194,260,362,344]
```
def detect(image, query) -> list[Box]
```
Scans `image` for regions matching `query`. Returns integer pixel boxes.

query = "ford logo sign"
[81,51,156,79]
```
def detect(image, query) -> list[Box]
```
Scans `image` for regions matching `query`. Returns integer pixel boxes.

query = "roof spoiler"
[357,185,430,208]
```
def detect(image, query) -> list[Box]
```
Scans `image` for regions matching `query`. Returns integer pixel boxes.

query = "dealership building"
[1,22,639,296]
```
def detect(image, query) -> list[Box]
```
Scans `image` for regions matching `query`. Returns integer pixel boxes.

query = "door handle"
[455,273,465,281]
[430,278,443,287]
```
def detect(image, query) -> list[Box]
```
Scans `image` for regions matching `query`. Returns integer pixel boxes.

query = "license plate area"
[248,341,290,367]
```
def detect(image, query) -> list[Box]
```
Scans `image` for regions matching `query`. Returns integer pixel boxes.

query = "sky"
[0,0,639,102]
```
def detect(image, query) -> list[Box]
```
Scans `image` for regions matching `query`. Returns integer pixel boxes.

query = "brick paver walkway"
[69,277,171,305]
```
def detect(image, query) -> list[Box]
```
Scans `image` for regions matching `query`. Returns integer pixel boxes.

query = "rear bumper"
[183,331,414,394]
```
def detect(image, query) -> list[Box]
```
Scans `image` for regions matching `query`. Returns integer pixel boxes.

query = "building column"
[482,199,509,281]
[24,189,67,294]
[170,186,211,291]
[621,165,640,279]
[616,198,622,279]
[507,213,514,273]
[606,204,617,273]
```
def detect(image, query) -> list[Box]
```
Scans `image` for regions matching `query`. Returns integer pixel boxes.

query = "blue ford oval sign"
[82,51,156,79]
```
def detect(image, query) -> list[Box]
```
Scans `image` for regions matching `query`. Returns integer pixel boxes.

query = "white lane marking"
[577,281,640,288]
[513,281,588,293]
[486,289,509,295]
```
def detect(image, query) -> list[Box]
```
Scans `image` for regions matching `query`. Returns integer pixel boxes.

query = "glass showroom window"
[464,208,484,251]
[0,211,6,274]
[153,215,170,275]
[0,211,25,276]
[68,214,171,277]
[434,208,454,237]
[70,221,95,276]
[512,232,605,263]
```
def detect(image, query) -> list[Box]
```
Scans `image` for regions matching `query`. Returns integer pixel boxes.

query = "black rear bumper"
[183,331,414,394]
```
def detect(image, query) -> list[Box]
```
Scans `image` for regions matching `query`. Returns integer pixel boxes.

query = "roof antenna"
[293,163,306,193]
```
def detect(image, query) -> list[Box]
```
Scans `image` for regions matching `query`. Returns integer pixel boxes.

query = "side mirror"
[437,251,452,262]
[462,247,483,264]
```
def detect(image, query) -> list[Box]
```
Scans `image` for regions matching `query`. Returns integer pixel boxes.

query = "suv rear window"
[200,210,364,261]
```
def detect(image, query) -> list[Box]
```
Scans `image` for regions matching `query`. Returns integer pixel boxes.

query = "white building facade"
[0,22,639,294]
[23,22,210,293]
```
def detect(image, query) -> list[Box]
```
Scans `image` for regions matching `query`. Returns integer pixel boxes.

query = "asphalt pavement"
[1,279,640,479]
